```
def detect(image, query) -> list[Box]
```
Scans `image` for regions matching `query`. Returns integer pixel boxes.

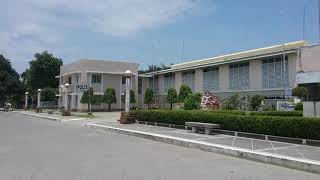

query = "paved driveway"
[0,112,319,180]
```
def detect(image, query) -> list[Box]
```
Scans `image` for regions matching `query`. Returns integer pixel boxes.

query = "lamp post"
[124,70,132,113]
[24,91,29,110]
[63,83,71,116]
[119,70,134,124]
[36,89,42,113]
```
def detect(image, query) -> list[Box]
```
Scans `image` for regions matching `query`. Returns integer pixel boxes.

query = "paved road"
[0,112,319,180]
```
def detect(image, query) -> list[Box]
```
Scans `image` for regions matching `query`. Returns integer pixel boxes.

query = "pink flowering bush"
[201,91,222,110]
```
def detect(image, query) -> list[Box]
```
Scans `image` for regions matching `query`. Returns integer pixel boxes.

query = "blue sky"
[1,0,319,73]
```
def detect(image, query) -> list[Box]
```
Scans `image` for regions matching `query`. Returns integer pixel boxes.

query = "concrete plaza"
[1,111,320,179]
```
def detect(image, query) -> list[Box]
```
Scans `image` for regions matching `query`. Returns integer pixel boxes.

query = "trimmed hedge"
[207,110,303,117]
[131,110,320,140]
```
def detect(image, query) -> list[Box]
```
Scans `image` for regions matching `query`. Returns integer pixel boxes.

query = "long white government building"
[56,41,320,111]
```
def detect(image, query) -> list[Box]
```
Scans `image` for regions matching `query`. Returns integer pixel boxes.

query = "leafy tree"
[41,87,57,101]
[250,95,265,111]
[138,64,172,74]
[144,88,154,109]
[80,87,94,112]
[292,87,308,100]
[184,93,202,110]
[130,90,136,104]
[103,88,117,111]
[0,55,24,107]
[167,88,177,110]
[23,51,62,90]
[178,84,192,102]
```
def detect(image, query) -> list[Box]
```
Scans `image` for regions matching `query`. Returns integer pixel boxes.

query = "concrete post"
[124,70,132,113]
[37,89,41,109]
[24,92,29,109]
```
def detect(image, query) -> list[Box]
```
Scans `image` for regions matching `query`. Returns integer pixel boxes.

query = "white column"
[37,89,41,108]
[124,70,132,113]
[64,83,70,111]
[71,95,76,110]
[125,77,130,112]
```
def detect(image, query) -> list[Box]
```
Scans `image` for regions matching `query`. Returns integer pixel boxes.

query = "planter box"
[119,112,135,124]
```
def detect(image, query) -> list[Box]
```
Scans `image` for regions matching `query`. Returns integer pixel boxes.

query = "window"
[122,76,126,84]
[149,76,159,95]
[182,70,195,91]
[229,63,249,90]
[164,73,175,92]
[91,74,102,84]
[68,77,72,84]
[262,56,288,88]
[138,78,142,95]
[203,67,219,92]
[76,75,79,84]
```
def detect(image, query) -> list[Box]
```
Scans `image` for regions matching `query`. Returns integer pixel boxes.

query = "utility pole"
[282,43,287,100]
[152,43,155,92]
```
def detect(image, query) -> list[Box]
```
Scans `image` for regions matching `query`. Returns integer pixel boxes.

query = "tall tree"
[144,88,154,109]
[24,51,62,90]
[103,88,117,111]
[0,55,24,107]
[178,84,192,102]
[80,87,94,113]
[167,88,177,110]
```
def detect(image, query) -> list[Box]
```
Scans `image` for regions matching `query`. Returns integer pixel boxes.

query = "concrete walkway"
[85,121,320,173]
[18,110,320,173]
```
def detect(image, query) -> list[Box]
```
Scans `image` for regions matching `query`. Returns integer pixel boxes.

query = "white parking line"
[256,144,301,152]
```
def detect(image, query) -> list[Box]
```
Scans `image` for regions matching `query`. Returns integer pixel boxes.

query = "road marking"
[62,118,87,122]
[231,137,236,147]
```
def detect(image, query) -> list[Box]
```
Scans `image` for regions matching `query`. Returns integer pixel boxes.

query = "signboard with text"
[77,84,89,92]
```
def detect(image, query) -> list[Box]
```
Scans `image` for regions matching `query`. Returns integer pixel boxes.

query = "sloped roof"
[171,41,307,70]
[60,59,139,76]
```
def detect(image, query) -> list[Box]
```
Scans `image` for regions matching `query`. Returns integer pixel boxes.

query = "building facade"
[56,59,139,111]
[57,41,320,111]
[139,41,320,107]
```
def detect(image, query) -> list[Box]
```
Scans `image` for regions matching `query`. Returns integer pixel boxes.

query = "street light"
[124,70,132,113]
[36,89,42,113]
[24,91,29,110]
[64,83,70,112]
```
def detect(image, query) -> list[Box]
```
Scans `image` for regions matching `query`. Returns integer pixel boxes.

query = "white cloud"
[0,0,213,72]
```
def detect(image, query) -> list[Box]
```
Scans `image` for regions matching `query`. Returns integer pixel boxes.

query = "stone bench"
[47,110,54,114]
[185,122,220,135]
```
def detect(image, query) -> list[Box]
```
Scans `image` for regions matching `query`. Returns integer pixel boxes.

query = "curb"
[19,112,62,122]
[85,123,320,174]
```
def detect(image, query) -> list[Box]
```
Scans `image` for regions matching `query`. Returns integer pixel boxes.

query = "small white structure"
[24,91,29,109]
[124,70,132,112]
[64,83,70,111]
[37,89,41,109]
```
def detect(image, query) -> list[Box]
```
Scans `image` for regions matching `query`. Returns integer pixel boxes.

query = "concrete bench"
[47,110,54,114]
[185,122,220,135]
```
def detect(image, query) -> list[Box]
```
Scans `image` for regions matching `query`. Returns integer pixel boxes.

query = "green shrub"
[292,87,308,100]
[249,111,303,117]
[223,93,250,110]
[167,88,177,110]
[178,84,192,102]
[144,88,154,109]
[184,93,202,110]
[131,110,320,139]
[250,95,265,111]
[294,102,303,111]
